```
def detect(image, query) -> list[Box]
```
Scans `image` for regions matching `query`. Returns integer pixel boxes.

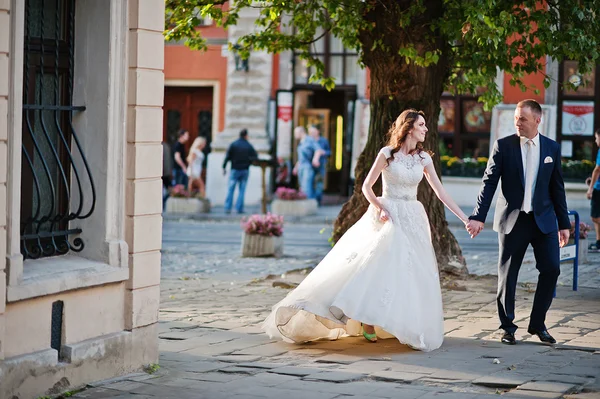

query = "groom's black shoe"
[527,328,556,344]
[501,331,516,345]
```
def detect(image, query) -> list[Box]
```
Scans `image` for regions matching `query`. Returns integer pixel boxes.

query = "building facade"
[0,1,164,397]
[164,11,597,207]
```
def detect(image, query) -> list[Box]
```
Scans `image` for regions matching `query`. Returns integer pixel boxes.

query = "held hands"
[558,229,570,248]
[466,219,484,238]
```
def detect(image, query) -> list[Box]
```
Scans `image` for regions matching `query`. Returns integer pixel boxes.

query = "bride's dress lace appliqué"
[262,146,444,352]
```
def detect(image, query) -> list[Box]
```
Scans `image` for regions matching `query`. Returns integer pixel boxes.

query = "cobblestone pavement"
[76,273,600,399]
[73,208,600,399]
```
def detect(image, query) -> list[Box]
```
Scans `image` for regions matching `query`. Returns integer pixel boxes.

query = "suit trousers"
[497,212,560,333]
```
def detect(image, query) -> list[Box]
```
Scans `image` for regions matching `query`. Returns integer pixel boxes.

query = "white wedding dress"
[262,147,444,351]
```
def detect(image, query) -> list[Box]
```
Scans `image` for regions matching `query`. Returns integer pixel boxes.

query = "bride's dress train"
[262,147,444,352]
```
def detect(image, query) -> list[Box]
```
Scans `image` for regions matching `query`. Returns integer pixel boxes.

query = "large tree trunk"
[333,0,467,275]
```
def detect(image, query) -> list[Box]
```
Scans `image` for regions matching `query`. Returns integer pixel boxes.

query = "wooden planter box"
[271,199,318,217]
[166,197,211,214]
[241,233,283,257]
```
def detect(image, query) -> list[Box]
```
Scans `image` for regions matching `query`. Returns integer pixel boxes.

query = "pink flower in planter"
[170,184,191,198]
[275,187,307,201]
[569,221,592,240]
[241,213,284,237]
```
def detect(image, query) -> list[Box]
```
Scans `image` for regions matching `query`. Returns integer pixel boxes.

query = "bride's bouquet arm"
[423,163,469,226]
[362,152,392,222]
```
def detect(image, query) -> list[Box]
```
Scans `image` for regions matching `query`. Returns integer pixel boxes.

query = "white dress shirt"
[520,133,540,212]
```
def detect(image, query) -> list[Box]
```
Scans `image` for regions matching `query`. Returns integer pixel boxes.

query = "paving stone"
[371,386,439,399]
[338,360,393,373]
[314,354,364,364]
[370,370,426,382]
[128,383,205,399]
[288,348,328,356]
[564,393,600,399]
[303,370,367,383]
[234,386,339,399]
[268,366,325,377]
[236,362,288,369]
[517,381,576,393]
[533,373,593,385]
[426,369,481,382]
[100,381,149,392]
[547,365,598,377]
[274,379,403,397]
[214,355,263,363]
[501,390,564,399]
[219,366,265,375]
[177,371,248,383]
[71,388,126,398]
[232,342,291,357]
[175,360,227,373]
[203,320,251,330]
[229,325,265,334]
[473,373,533,388]
[417,392,483,399]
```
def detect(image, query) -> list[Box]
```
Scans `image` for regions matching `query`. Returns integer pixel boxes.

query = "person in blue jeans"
[309,125,331,205]
[223,129,258,214]
[292,126,324,199]
[586,129,600,252]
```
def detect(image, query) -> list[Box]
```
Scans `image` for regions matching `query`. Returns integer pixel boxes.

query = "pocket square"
[544,156,553,164]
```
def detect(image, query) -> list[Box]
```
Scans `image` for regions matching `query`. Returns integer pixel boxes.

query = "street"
[161,219,600,290]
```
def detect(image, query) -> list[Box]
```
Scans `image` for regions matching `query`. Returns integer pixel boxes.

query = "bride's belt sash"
[382,194,417,201]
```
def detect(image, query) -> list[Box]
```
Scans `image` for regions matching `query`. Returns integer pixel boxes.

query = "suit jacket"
[470,134,570,235]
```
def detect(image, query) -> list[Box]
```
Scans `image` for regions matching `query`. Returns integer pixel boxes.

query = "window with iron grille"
[21,0,96,259]
[293,29,360,86]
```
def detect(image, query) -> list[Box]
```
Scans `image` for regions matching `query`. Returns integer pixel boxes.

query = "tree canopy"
[166,0,600,108]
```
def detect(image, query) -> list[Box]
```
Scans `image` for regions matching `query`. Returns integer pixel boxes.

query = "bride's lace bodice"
[379,146,432,201]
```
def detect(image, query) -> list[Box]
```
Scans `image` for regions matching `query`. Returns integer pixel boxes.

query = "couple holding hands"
[263,99,569,352]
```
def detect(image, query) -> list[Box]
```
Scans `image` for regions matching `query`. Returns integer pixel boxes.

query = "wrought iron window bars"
[21,0,96,259]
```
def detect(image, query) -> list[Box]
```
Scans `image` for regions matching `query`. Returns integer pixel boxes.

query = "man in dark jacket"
[222,129,258,213]
[467,99,570,346]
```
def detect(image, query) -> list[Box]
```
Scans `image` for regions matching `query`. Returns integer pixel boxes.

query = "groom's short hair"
[517,99,542,117]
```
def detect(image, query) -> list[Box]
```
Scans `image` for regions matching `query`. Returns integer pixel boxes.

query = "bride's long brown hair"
[385,109,428,165]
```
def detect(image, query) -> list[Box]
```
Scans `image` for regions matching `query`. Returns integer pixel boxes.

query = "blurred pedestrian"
[223,129,258,214]
[309,125,331,205]
[187,136,207,198]
[587,129,600,252]
[292,126,324,199]
[173,129,190,186]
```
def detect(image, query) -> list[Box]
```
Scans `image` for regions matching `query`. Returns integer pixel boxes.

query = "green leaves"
[166,0,600,108]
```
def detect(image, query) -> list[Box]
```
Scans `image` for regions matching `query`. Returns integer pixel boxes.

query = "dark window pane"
[462,99,491,134]
[344,55,359,85]
[563,60,595,97]
[438,98,455,134]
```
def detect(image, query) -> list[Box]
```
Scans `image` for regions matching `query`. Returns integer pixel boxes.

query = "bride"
[262,109,469,351]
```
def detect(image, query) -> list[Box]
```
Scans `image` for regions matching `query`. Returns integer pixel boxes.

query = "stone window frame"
[6,0,129,302]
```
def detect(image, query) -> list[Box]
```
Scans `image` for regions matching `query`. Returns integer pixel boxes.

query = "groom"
[466,99,570,345]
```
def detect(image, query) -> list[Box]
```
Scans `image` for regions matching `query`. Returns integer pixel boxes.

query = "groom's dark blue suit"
[470,133,570,334]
